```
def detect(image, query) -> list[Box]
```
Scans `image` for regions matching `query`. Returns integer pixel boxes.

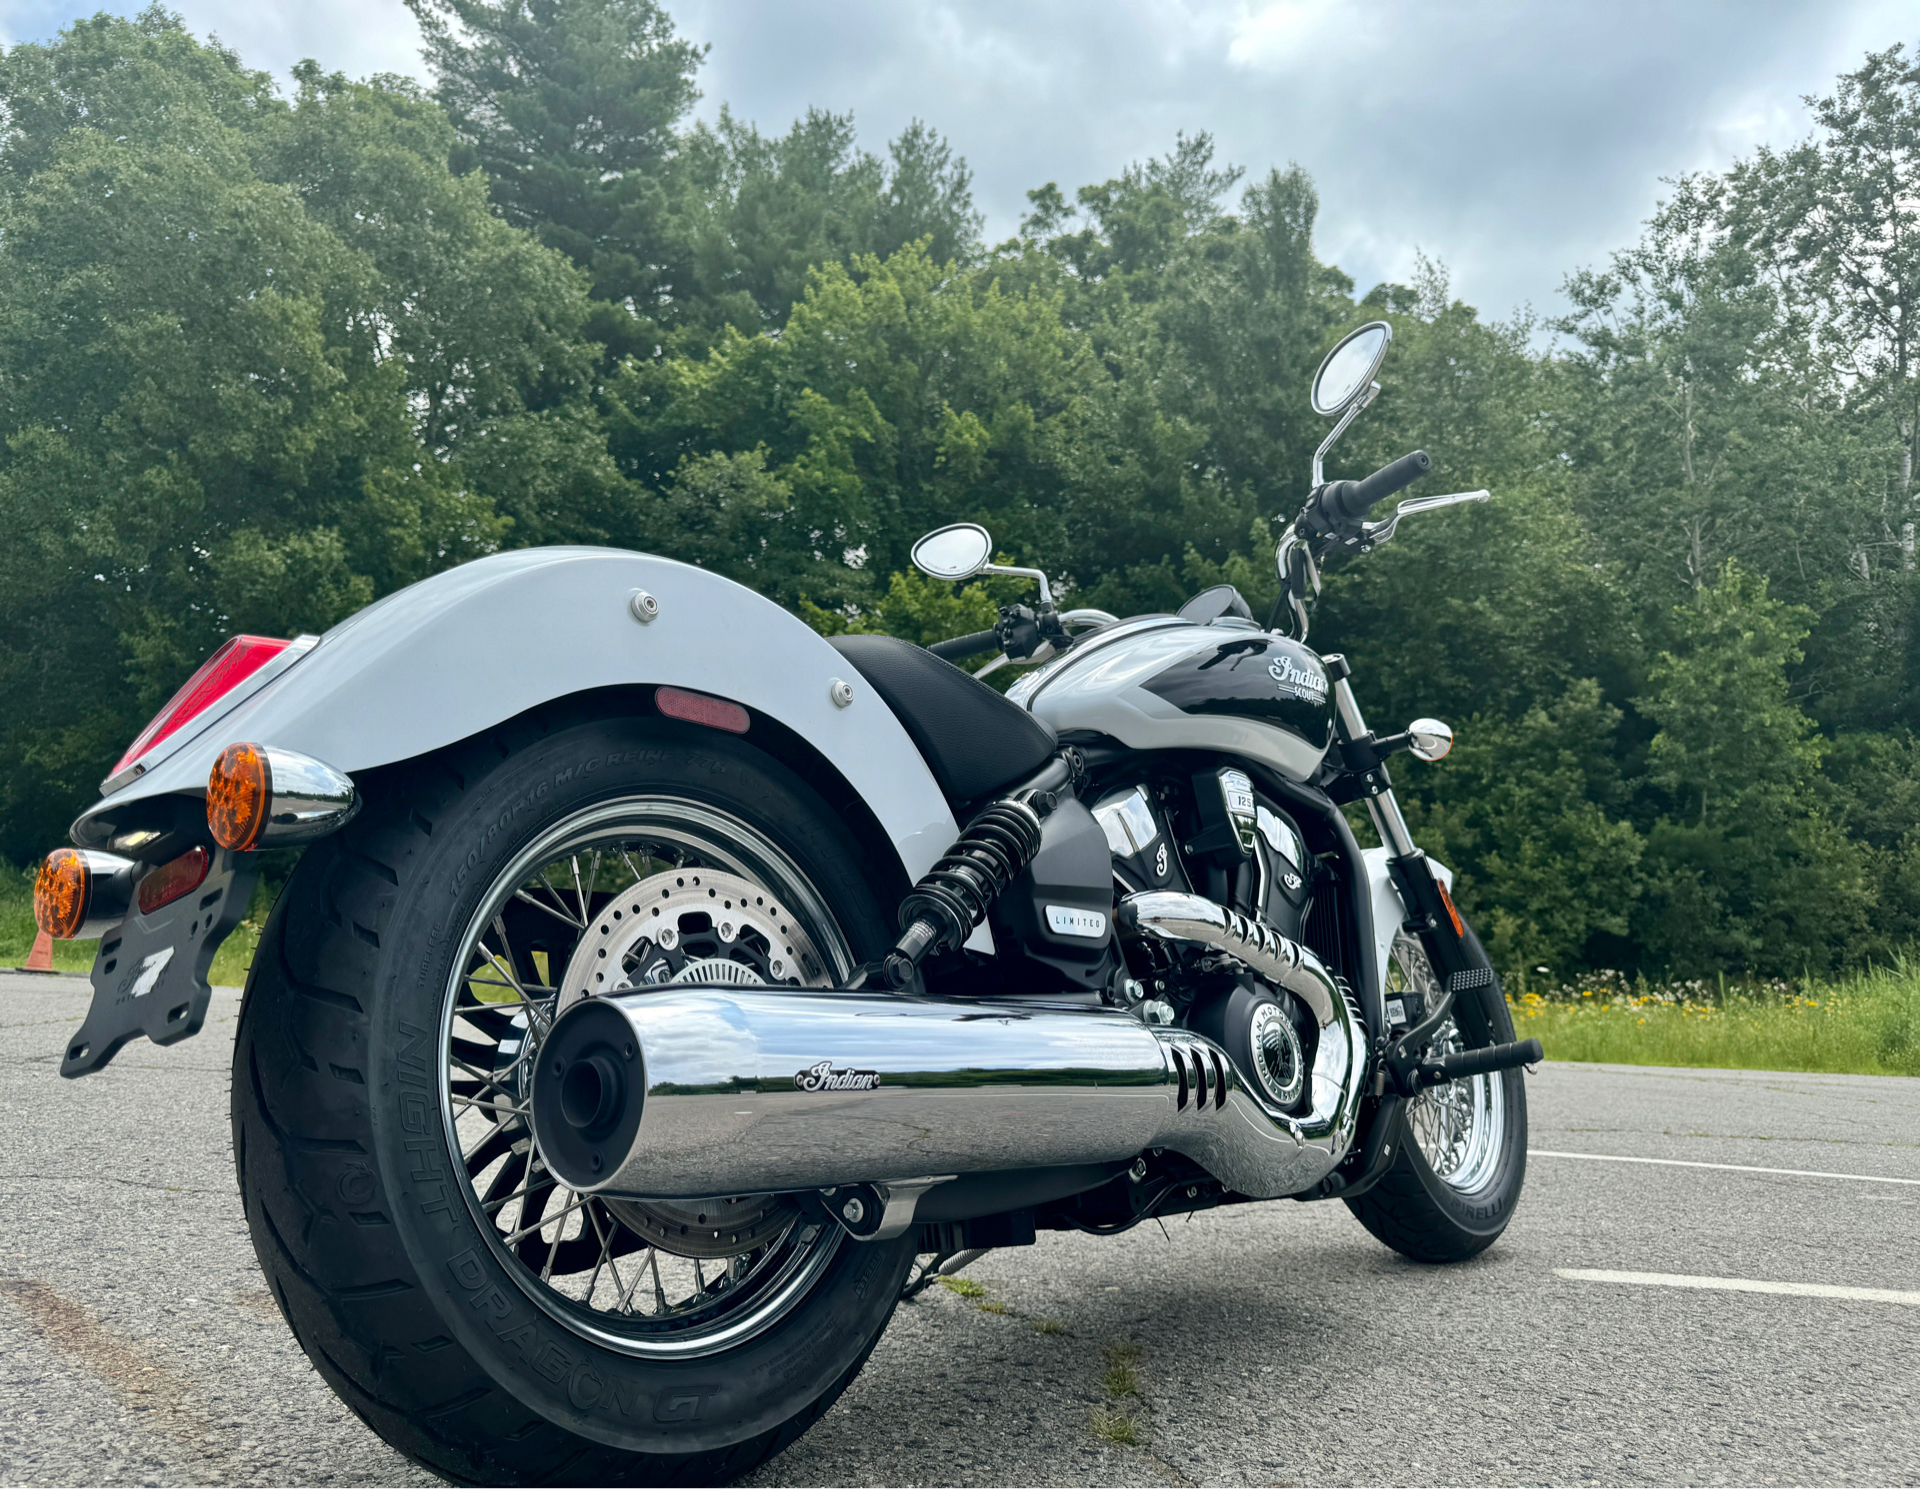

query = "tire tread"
[232,715,903,1485]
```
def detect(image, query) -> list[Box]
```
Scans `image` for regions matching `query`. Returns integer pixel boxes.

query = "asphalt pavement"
[2,969,1916,1487]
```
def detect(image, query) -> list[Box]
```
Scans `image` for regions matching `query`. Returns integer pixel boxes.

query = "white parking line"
[1556,1269,1920,1306]
[1530,1148,1920,1186]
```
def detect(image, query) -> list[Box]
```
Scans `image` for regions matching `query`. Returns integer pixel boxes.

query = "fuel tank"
[1007,618,1334,783]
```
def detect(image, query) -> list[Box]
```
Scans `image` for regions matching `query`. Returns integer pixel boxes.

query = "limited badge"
[1045,905,1109,939]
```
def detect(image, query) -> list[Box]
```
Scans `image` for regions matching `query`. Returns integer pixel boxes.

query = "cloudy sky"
[1,0,1910,327]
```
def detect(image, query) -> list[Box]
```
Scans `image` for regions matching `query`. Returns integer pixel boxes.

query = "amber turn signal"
[208,742,271,850]
[33,849,88,939]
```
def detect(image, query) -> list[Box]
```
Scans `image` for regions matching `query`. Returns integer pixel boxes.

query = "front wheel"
[232,707,915,1484]
[1344,926,1528,1262]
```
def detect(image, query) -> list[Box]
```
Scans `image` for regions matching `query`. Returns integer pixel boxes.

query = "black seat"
[829,634,1058,806]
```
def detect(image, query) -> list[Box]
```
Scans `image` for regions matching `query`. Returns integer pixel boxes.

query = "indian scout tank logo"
[1138,636,1335,751]
[1268,654,1328,704]
[794,1061,882,1092]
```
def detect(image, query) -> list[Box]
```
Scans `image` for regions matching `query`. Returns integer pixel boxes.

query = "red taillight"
[136,846,211,916]
[113,635,295,775]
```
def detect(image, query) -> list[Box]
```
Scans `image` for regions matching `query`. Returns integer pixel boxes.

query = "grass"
[1090,1342,1147,1445]
[1031,1317,1069,1336]
[1511,962,1920,1077]
[1089,1406,1143,1445]
[937,1275,986,1299]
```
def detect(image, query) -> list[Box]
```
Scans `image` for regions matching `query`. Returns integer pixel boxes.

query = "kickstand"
[900,1252,955,1301]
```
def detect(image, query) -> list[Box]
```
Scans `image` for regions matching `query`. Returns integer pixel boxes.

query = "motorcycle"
[32,319,1538,1484]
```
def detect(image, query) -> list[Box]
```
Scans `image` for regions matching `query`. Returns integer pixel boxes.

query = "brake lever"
[1359,489,1489,548]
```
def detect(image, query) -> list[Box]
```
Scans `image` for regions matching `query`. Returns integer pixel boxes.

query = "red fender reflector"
[137,846,212,916]
[655,687,749,734]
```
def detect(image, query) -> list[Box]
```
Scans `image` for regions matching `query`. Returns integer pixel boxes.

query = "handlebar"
[928,629,1000,662]
[1312,449,1431,528]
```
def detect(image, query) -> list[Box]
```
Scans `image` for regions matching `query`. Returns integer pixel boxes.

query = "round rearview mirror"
[1407,717,1453,762]
[1310,321,1393,417]
[911,523,994,581]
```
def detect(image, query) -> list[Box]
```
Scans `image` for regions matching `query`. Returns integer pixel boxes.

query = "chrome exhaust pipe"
[530,977,1368,1207]
[1116,890,1340,1028]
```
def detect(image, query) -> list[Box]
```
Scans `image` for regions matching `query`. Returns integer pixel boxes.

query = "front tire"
[1344,926,1528,1263]
[232,706,915,1484]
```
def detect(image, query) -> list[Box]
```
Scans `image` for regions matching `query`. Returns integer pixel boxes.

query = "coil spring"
[899,794,1045,955]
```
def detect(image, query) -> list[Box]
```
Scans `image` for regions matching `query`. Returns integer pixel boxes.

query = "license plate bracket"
[61,848,260,1077]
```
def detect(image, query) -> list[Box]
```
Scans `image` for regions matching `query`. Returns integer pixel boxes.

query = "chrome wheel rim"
[1390,932,1508,1196]
[437,796,852,1359]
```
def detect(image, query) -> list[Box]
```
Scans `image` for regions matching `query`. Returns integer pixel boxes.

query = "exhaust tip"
[530,999,645,1190]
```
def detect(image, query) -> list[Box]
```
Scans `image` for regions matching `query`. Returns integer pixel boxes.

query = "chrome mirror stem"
[979,562,1053,607]
[1311,381,1380,487]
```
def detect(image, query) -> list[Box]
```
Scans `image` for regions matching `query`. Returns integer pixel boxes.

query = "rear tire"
[1344,925,1528,1263]
[231,706,914,1484]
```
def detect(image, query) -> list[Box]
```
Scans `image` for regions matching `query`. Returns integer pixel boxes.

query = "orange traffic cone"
[21,928,56,973]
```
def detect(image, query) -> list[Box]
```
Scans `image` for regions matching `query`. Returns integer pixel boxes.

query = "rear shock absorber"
[873,791,1051,990]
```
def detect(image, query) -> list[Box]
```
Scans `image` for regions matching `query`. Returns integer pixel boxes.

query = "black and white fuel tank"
[1006,615,1334,782]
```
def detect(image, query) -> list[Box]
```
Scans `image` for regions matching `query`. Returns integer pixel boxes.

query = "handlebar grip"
[928,629,1000,662]
[1329,449,1431,523]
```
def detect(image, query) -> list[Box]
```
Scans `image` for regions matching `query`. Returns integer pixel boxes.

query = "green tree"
[407,0,704,358]
[0,8,601,862]
[1632,562,1873,973]
[607,240,1094,613]
[675,110,983,337]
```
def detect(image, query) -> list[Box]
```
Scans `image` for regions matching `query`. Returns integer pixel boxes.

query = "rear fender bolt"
[1128,1158,1148,1183]
[628,590,660,624]
[841,1196,866,1226]
[828,678,855,709]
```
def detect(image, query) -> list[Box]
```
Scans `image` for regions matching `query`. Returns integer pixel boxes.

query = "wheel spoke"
[462,1121,524,1176]
[505,1190,587,1247]
[441,815,850,1349]
[452,1092,529,1119]
[485,1163,559,1216]
[570,854,590,926]
[514,885,586,930]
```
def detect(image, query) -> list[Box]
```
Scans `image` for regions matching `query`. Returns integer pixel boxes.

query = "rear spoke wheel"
[440,799,851,1354]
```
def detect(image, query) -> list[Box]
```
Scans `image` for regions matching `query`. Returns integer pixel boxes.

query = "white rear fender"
[71,548,964,889]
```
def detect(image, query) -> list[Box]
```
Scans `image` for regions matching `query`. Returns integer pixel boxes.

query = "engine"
[1092,767,1339,1120]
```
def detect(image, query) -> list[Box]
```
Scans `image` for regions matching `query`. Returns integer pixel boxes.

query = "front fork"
[1307,659,1518,1201]
[1324,656,1489,999]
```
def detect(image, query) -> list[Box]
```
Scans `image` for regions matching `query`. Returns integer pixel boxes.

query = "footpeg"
[1409,1037,1541,1090]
